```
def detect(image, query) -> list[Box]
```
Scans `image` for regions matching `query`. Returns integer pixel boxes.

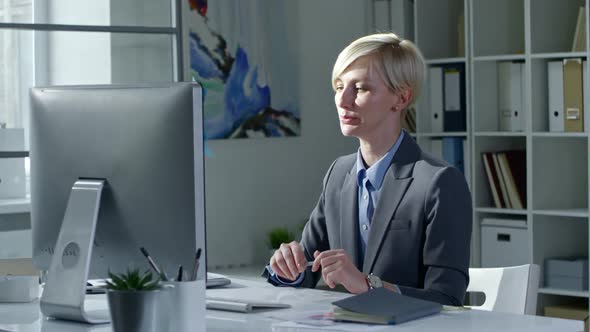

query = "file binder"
[498,61,524,132]
[548,61,564,132]
[563,58,584,132]
[429,66,444,132]
[584,60,588,131]
[442,63,466,132]
[442,137,464,174]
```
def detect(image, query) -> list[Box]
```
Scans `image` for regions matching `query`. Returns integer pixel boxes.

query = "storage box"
[0,276,38,303]
[545,257,588,291]
[0,258,39,303]
[481,218,530,268]
[544,304,588,321]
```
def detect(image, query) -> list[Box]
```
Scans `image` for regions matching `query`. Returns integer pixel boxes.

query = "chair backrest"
[466,264,540,315]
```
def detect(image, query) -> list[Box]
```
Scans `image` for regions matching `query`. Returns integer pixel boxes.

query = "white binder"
[548,61,564,132]
[498,62,524,132]
[429,67,443,132]
[429,139,443,159]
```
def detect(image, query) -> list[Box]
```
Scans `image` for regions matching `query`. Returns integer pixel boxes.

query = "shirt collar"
[356,130,405,190]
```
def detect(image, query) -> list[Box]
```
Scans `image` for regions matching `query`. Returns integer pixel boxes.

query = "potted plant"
[267,227,295,258]
[106,268,164,332]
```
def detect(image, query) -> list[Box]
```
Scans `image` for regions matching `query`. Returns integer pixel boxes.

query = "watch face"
[368,274,383,288]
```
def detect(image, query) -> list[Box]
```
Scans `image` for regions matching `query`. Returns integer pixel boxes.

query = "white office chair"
[466,264,540,315]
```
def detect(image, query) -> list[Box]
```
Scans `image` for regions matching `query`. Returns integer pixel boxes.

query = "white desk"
[0,278,583,332]
[0,198,30,215]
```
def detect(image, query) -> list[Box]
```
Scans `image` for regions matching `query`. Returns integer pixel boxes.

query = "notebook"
[206,297,290,313]
[332,288,442,325]
[206,286,291,313]
[206,272,231,288]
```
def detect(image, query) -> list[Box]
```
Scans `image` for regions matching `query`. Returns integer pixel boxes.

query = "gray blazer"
[298,135,472,306]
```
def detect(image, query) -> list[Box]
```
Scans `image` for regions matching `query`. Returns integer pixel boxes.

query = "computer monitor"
[29,83,206,323]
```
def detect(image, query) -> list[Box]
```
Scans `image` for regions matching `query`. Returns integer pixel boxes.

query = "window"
[0,0,182,197]
[0,0,182,145]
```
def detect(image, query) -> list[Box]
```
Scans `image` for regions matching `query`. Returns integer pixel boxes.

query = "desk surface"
[0,278,583,332]
[0,198,30,214]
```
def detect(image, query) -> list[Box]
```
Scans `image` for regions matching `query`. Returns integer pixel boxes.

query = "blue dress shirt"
[356,130,405,266]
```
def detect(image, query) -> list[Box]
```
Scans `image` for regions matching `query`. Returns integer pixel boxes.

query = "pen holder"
[163,279,206,332]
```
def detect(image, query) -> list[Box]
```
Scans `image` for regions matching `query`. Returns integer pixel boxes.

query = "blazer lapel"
[362,135,420,273]
[340,165,361,269]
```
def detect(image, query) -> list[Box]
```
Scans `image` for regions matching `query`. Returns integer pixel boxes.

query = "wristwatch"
[366,273,383,290]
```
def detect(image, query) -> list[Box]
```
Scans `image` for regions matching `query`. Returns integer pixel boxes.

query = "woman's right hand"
[269,241,308,281]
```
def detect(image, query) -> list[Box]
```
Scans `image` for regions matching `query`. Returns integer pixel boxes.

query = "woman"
[266,32,472,306]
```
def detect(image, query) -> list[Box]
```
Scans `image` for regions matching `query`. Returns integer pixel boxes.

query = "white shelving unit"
[413,0,471,190]
[414,0,590,314]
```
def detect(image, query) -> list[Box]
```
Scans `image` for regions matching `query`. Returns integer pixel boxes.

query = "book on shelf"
[497,151,525,209]
[481,150,526,209]
[571,6,586,52]
[491,153,511,208]
[482,152,504,208]
[402,107,416,133]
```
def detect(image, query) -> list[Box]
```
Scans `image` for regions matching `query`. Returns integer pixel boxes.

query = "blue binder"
[442,137,464,174]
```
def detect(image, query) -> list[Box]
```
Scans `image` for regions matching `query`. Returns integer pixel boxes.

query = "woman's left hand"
[311,249,369,294]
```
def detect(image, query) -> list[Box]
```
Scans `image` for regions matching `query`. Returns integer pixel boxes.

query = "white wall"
[371,0,413,38]
[204,0,369,268]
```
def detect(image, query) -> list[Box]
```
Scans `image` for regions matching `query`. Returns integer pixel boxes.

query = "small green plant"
[106,268,160,291]
[267,227,295,249]
[298,218,308,233]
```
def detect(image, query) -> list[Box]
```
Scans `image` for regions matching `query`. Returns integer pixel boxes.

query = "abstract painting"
[187,0,301,139]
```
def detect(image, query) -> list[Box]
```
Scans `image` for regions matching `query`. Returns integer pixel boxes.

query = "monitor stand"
[40,179,110,324]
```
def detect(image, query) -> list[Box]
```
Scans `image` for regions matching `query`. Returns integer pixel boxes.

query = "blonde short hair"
[331,33,426,107]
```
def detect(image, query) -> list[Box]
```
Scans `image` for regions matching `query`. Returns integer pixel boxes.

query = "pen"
[140,247,169,281]
[191,248,202,281]
[177,265,183,282]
